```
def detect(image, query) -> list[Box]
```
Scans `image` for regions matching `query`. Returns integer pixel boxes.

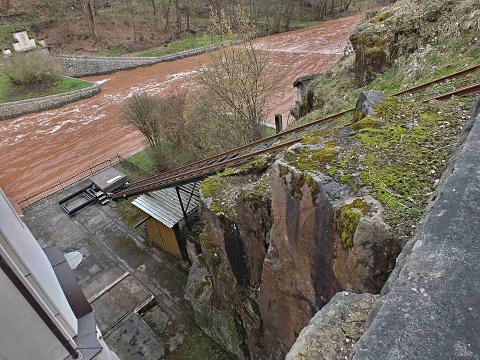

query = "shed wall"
[145,218,182,259]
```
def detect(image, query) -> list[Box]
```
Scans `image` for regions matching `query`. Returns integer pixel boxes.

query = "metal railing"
[18,154,123,209]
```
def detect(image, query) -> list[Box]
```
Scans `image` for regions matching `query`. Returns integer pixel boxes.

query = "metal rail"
[422,82,480,102]
[392,64,480,96]
[111,111,351,198]
[111,66,480,200]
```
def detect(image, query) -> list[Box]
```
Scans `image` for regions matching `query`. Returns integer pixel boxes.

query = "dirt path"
[0,13,362,204]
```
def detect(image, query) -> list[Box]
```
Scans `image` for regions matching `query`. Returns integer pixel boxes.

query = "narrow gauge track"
[111,65,480,199]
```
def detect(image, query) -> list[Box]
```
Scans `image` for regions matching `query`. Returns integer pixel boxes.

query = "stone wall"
[54,43,228,77]
[0,43,227,120]
[0,84,100,120]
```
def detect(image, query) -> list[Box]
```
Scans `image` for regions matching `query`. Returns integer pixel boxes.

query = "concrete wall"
[0,43,227,120]
[0,189,78,336]
[54,43,228,78]
[0,84,100,120]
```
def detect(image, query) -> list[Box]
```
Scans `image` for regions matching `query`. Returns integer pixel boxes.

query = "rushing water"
[0,13,362,203]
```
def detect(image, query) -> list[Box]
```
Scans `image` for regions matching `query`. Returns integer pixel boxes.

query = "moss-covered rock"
[333,198,368,248]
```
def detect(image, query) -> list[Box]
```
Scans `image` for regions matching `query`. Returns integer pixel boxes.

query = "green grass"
[105,45,126,57]
[262,125,277,137]
[0,75,93,103]
[137,33,227,57]
[0,22,32,44]
[123,149,158,174]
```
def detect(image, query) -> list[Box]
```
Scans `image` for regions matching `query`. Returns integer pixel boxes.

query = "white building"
[0,189,119,360]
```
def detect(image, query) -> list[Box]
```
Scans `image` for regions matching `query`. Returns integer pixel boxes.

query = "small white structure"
[12,31,36,52]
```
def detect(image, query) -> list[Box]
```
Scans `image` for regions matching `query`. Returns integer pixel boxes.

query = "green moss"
[305,175,321,204]
[195,279,210,298]
[420,111,444,123]
[376,11,392,22]
[219,155,270,176]
[200,227,222,268]
[327,165,338,177]
[352,110,366,124]
[301,132,325,145]
[341,174,351,184]
[249,177,271,200]
[334,199,368,248]
[352,117,383,131]
[200,177,222,199]
[286,143,338,173]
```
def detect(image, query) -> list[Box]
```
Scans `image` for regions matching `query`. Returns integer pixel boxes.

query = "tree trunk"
[81,0,98,39]
[175,0,182,36]
[273,0,281,33]
[284,0,295,31]
[185,3,190,31]
[163,0,172,28]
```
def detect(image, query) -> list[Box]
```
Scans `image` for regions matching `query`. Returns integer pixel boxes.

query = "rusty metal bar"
[393,64,480,96]
[422,82,480,102]
[112,138,301,199]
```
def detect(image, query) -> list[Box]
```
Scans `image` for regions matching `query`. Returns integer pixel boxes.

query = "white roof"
[132,183,199,228]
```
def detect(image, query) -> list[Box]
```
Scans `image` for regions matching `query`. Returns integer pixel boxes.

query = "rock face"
[350,3,444,86]
[187,145,401,359]
[187,172,273,359]
[258,160,398,354]
[354,90,386,121]
[286,291,379,360]
[185,256,249,360]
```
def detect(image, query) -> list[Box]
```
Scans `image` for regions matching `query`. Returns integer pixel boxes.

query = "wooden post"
[275,114,283,134]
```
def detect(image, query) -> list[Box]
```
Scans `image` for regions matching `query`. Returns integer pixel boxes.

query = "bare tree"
[183,90,250,158]
[196,42,279,144]
[121,92,188,169]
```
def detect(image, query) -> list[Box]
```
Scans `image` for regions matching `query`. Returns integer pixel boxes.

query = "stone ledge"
[351,98,480,359]
[0,84,100,120]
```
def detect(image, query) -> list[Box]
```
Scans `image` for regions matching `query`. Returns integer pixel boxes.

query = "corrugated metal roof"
[132,183,200,228]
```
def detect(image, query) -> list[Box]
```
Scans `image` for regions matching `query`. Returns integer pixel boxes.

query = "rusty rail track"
[422,82,480,102]
[111,65,480,200]
[392,64,480,96]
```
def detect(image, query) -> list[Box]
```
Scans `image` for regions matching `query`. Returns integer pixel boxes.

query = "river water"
[0,13,362,203]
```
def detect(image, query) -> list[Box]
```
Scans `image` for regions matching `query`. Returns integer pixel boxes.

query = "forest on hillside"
[0,0,378,54]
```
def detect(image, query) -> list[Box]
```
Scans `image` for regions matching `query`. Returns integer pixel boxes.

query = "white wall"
[0,269,69,360]
[0,189,77,339]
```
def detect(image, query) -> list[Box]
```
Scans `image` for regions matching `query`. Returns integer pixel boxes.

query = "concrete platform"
[22,180,229,360]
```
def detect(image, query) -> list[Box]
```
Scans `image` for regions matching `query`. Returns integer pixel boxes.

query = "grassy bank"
[0,75,93,103]
[136,33,227,57]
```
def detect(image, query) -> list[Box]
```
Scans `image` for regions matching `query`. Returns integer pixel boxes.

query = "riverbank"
[0,13,363,204]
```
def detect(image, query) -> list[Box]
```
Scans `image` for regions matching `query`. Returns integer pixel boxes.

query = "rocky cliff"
[185,84,470,358]
[184,1,478,357]
[185,107,405,358]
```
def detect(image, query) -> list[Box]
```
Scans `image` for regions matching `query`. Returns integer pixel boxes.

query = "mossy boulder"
[350,2,439,86]
[353,90,386,123]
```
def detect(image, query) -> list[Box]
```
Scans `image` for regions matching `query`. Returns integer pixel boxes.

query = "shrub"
[1,51,62,85]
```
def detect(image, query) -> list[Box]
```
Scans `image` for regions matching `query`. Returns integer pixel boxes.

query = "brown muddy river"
[0,13,362,204]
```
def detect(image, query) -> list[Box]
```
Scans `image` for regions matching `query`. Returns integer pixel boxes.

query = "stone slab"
[352,102,480,359]
[106,313,165,360]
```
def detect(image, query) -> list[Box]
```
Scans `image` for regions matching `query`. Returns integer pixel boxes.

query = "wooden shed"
[132,183,199,260]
